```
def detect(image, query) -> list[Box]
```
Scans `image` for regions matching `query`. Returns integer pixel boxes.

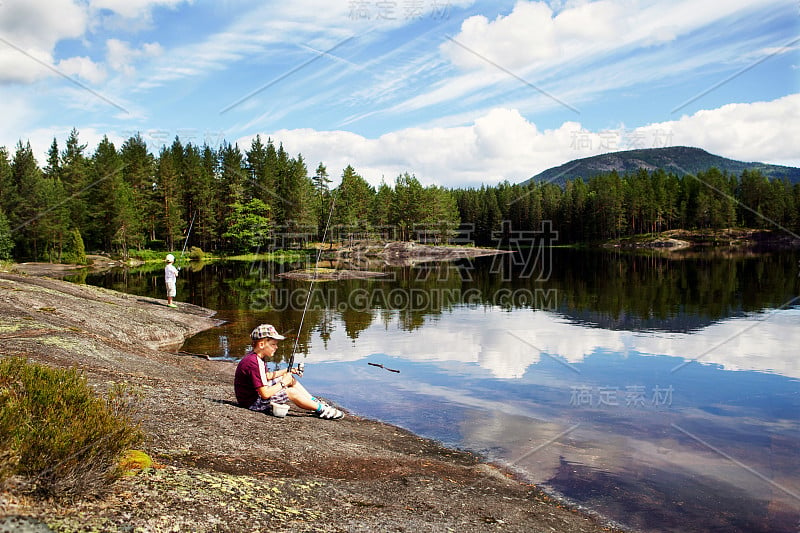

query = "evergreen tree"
[422,185,459,244]
[86,136,131,252]
[371,180,393,238]
[273,148,314,239]
[588,171,625,240]
[692,169,735,229]
[475,186,502,245]
[335,165,376,238]
[0,208,13,260]
[761,177,790,228]
[39,174,69,262]
[562,178,588,241]
[219,142,247,238]
[390,172,424,241]
[312,162,331,195]
[737,169,769,227]
[36,137,72,261]
[10,141,45,258]
[286,153,315,232]
[0,147,16,227]
[246,135,270,204]
[155,146,183,251]
[199,144,220,250]
[62,227,87,265]
[793,184,800,233]
[271,143,290,226]
[181,143,206,252]
[120,133,155,249]
[312,162,332,239]
[263,138,279,210]
[60,129,89,232]
[44,138,60,180]
[540,182,562,227]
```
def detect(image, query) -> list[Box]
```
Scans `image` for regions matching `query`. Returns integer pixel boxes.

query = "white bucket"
[270,402,289,418]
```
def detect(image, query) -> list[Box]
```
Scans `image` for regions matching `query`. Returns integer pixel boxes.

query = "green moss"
[119,449,154,476]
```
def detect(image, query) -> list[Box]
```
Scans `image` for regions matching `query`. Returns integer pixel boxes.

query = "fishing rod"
[287,193,337,375]
[178,210,197,269]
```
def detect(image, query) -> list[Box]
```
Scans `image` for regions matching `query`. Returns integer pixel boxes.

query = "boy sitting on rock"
[234,324,344,420]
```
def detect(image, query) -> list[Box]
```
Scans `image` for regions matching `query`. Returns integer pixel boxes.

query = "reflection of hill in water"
[555,306,747,334]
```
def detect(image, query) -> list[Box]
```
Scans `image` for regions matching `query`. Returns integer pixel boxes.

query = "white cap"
[165,254,175,263]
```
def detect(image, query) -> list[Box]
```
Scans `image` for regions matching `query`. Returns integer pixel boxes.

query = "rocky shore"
[604,228,800,251]
[0,268,622,532]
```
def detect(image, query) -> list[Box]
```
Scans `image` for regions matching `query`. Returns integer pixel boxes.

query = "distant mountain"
[527,146,800,186]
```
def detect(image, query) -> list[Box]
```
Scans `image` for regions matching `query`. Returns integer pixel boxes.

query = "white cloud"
[242,108,583,188]
[57,56,107,84]
[0,46,53,84]
[308,305,800,380]
[0,93,39,147]
[422,0,787,123]
[444,1,562,71]
[0,0,87,48]
[239,93,798,188]
[633,93,800,166]
[0,0,88,84]
[106,39,163,76]
[443,0,781,72]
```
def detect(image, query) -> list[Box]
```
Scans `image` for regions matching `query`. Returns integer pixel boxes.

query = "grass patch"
[0,357,142,499]
[224,250,313,262]
[127,249,177,262]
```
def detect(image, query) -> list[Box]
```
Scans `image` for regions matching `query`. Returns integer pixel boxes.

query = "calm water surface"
[73,249,800,533]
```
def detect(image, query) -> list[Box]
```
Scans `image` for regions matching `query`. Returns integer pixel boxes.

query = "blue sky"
[1,0,798,188]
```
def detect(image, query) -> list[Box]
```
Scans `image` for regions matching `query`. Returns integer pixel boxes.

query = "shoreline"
[603,228,800,251]
[0,268,624,532]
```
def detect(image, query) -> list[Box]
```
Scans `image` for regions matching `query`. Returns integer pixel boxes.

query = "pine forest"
[1,130,798,262]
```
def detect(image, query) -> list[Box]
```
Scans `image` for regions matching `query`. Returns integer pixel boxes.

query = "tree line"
[1,129,798,261]
[0,130,458,262]
[455,167,800,245]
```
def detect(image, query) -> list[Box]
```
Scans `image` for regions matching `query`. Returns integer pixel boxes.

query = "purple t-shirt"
[234,352,267,407]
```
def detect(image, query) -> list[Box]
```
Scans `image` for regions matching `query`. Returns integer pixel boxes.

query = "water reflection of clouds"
[308,305,800,531]
[314,307,800,380]
[308,306,800,530]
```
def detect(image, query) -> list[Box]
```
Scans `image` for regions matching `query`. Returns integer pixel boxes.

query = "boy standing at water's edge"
[164,254,179,308]
[234,324,344,420]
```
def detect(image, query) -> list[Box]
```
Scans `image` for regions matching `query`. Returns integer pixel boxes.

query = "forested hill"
[527,146,800,186]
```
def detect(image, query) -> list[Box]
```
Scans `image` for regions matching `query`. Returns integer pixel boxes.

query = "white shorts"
[166,281,176,298]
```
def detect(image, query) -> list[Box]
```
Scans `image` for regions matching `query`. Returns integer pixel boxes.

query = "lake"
[71,247,800,533]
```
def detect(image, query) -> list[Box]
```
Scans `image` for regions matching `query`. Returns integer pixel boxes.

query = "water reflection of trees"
[291,251,799,340]
[477,250,799,332]
[78,250,800,350]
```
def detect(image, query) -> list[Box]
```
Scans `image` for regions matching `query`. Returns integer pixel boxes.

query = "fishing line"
[178,210,197,268]
[287,193,337,371]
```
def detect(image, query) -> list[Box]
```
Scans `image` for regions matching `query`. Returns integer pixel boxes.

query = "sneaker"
[167,303,178,308]
[316,404,344,420]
